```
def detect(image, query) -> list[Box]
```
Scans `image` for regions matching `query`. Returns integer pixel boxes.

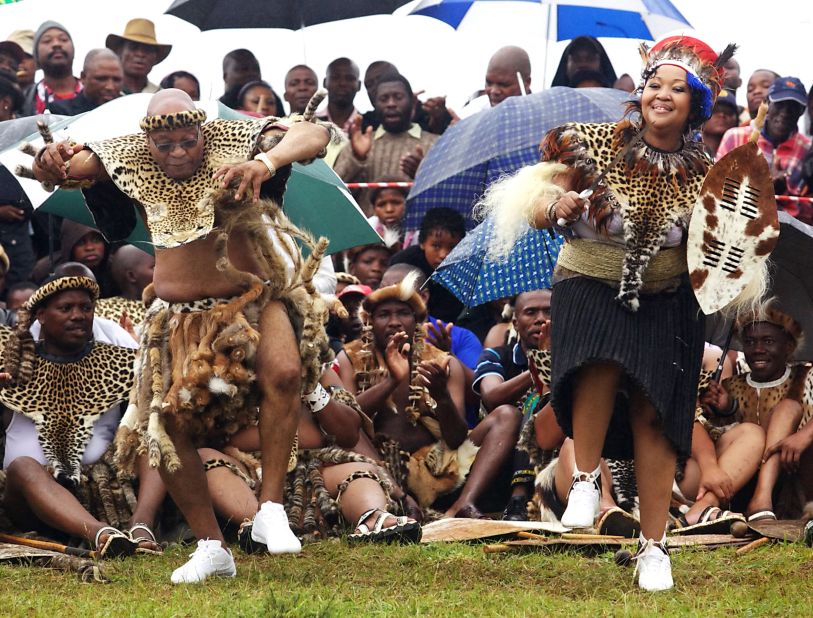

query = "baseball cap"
[338,284,372,300]
[768,76,807,107]
[0,40,25,64]
[714,89,738,112]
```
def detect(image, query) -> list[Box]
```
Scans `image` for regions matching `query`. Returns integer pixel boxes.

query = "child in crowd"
[390,207,465,323]
[367,179,415,251]
[345,243,395,290]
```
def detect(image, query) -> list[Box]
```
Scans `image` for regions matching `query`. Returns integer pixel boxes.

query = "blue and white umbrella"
[408,0,691,41]
[432,215,563,307]
[405,86,629,230]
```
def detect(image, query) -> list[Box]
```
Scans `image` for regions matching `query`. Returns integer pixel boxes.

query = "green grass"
[0,540,811,617]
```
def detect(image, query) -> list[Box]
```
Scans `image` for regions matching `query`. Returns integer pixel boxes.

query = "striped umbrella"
[408,0,691,40]
[406,86,629,230]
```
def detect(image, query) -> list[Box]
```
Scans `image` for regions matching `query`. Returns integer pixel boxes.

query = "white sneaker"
[170,539,236,584]
[561,481,600,528]
[251,501,302,554]
[634,537,674,592]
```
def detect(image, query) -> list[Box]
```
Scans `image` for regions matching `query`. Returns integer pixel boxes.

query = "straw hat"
[106,19,171,63]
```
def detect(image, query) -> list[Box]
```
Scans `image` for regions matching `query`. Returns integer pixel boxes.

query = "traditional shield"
[687,141,780,315]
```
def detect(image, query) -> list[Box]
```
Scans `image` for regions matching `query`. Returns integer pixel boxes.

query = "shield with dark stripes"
[687,141,779,315]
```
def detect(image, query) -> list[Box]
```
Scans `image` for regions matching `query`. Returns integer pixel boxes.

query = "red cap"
[338,284,372,299]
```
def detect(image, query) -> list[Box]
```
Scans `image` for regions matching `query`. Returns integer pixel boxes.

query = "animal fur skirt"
[115,282,272,475]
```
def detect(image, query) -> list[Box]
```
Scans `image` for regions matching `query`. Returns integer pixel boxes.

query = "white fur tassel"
[474,161,567,260]
[721,258,769,319]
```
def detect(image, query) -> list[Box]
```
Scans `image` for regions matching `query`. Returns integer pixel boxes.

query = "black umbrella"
[706,212,813,362]
[166,0,414,30]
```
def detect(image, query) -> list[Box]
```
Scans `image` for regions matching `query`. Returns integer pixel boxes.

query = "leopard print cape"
[0,327,134,485]
[541,120,712,311]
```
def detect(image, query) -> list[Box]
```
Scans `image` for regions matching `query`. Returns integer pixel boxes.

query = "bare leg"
[255,300,301,505]
[534,402,566,451]
[572,363,621,474]
[4,457,107,544]
[799,448,813,506]
[321,462,404,529]
[128,454,168,551]
[629,390,675,541]
[444,405,521,517]
[198,448,258,524]
[681,423,765,524]
[748,400,803,514]
[159,416,224,543]
[131,455,166,527]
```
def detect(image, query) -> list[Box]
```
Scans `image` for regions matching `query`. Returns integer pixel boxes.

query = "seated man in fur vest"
[701,303,813,520]
[30,88,339,582]
[1,274,164,557]
[337,272,521,518]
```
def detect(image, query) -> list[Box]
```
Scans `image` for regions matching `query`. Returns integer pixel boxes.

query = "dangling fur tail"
[474,161,567,260]
[720,258,769,319]
[303,89,327,122]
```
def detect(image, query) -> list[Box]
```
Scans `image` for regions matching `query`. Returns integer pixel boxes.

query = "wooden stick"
[517,531,550,541]
[483,543,514,554]
[736,537,771,555]
[561,532,625,541]
[0,533,97,559]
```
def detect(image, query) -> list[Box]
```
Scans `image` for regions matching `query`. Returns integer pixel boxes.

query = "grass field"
[0,539,811,617]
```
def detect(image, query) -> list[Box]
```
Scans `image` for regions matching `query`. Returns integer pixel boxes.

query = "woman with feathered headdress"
[479,35,741,591]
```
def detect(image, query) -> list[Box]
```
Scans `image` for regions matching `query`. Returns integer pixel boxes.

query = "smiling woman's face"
[641,64,692,135]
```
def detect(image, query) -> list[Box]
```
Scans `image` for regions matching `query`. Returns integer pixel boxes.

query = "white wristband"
[253,151,276,178]
[304,383,330,413]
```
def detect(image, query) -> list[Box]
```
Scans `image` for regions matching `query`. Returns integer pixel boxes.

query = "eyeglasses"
[149,129,201,153]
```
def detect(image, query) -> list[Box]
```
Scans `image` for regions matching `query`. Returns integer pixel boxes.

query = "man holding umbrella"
[30,88,338,583]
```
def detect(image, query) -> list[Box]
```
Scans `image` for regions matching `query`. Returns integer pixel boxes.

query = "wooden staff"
[735,537,770,556]
[0,533,97,559]
[561,532,625,541]
[517,531,549,541]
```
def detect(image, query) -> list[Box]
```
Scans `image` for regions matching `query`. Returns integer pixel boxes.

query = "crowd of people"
[0,17,811,593]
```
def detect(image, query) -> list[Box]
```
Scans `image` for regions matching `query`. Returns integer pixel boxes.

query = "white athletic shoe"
[170,539,236,584]
[251,501,302,554]
[561,481,600,528]
[634,537,674,592]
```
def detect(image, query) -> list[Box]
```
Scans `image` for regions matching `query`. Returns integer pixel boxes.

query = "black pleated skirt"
[550,275,705,459]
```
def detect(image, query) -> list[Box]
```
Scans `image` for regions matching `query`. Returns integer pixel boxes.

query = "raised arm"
[212,121,330,202]
[32,142,107,186]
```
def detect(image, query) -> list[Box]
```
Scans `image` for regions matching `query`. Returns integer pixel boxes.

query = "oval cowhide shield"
[687,141,779,315]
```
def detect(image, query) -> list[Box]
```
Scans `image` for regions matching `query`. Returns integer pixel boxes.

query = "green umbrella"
[216,103,380,253]
[2,96,379,256]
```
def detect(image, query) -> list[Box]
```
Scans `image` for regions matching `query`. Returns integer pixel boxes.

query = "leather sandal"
[94,525,137,559]
[237,520,263,554]
[128,523,163,555]
[746,510,777,523]
[347,508,422,545]
[670,506,745,536]
[597,507,641,538]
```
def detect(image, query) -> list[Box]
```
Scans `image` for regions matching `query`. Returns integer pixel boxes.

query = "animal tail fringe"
[474,161,567,260]
[720,258,769,319]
